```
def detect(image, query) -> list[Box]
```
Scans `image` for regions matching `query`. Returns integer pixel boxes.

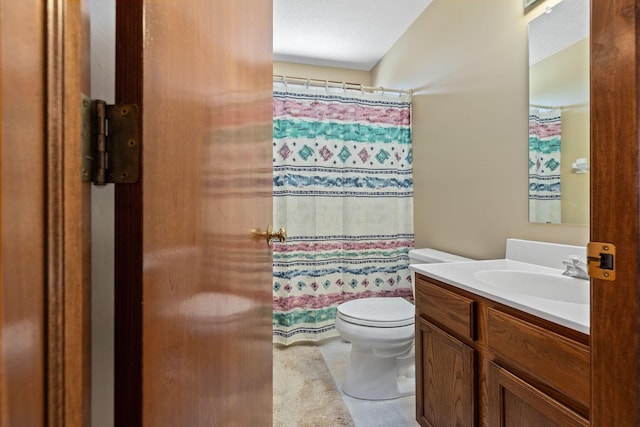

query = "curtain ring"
[342,82,346,93]
[305,78,310,89]
[325,80,329,92]
[282,75,288,92]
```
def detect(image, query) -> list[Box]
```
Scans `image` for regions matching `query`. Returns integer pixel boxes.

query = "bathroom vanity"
[414,273,589,426]
[411,240,591,427]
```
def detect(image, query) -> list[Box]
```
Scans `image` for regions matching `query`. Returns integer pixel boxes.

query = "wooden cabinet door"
[488,362,589,427]
[416,317,476,427]
[114,1,273,425]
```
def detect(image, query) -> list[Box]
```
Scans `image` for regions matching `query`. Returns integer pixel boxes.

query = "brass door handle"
[252,225,287,247]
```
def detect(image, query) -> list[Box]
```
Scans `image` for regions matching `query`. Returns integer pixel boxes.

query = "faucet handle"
[562,255,581,266]
[562,255,590,279]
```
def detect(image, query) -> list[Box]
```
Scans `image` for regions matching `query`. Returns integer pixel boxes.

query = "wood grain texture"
[115,0,273,425]
[46,1,92,425]
[417,318,476,427]
[2,2,91,425]
[415,275,591,426]
[590,0,640,425]
[489,363,589,427]
[1,1,47,425]
[416,276,477,341]
[487,308,590,410]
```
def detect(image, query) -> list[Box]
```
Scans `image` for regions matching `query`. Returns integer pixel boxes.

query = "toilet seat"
[337,297,414,328]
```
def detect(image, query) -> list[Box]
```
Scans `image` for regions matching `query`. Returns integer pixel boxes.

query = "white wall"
[372,0,589,259]
[90,0,115,425]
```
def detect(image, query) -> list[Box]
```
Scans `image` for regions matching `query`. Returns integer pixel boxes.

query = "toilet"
[334,248,471,400]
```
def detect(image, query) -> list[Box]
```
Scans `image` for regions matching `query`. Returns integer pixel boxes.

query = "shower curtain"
[529,106,562,224]
[272,80,414,345]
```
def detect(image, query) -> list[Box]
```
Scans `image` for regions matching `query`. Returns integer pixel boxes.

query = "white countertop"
[410,259,590,334]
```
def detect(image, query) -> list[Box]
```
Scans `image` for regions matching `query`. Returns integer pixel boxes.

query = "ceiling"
[528,0,589,65]
[273,0,433,71]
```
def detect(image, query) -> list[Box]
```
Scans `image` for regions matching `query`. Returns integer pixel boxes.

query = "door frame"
[1,1,91,425]
[45,1,92,425]
[590,0,640,424]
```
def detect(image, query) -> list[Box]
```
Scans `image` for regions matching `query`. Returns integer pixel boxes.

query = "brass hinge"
[81,95,140,185]
[587,242,616,281]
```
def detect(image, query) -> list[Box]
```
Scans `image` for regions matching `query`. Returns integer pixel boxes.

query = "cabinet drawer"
[415,277,476,341]
[487,308,590,409]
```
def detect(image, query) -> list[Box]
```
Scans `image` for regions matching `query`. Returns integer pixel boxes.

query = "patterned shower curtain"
[529,107,562,224]
[272,81,414,345]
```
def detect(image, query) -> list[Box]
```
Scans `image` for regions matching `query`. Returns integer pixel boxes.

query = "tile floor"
[318,338,420,427]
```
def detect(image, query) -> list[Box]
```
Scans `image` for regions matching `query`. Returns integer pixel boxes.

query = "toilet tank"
[408,248,472,297]
[409,248,472,265]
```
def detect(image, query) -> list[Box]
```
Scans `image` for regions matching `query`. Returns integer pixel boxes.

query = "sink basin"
[473,269,589,304]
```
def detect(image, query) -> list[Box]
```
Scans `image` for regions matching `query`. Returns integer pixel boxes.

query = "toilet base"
[341,344,416,400]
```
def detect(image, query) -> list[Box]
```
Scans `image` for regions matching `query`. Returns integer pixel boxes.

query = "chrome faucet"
[562,255,590,280]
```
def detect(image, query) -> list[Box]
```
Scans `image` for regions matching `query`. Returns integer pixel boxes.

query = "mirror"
[528,0,589,225]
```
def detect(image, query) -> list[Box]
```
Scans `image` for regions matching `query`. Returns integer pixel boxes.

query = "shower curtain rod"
[273,74,413,95]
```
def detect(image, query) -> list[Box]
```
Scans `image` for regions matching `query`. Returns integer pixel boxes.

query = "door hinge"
[82,96,140,185]
[587,242,616,281]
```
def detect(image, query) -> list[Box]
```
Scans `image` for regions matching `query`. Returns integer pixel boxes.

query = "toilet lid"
[337,297,414,327]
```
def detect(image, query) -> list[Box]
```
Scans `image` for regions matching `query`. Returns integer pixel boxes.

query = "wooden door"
[1,2,47,422]
[488,363,588,427]
[416,318,476,427]
[1,0,91,426]
[590,0,640,424]
[114,1,273,425]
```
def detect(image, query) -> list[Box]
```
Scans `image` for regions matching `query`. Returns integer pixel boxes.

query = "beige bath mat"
[273,344,354,427]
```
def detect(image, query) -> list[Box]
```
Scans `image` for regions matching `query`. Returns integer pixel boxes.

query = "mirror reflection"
[528,0,589,225]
